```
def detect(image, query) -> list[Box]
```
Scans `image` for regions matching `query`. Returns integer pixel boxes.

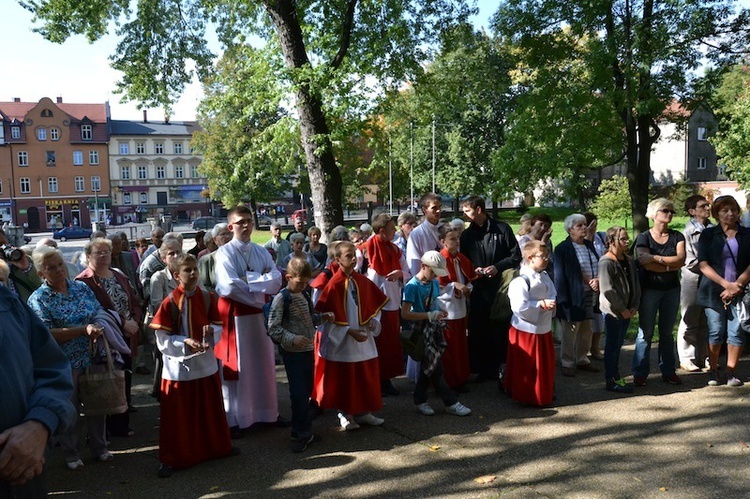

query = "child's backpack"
[264,288,314,344]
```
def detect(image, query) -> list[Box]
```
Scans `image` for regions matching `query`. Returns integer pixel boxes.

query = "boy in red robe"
[365,213,410,396]
[438,224,478,390]
[150,254,236,477]
[314,241,389,430]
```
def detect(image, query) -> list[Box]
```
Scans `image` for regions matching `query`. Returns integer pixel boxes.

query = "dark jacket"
[460,216,521,306]
[554,237,599,322]
[697,224,750,309]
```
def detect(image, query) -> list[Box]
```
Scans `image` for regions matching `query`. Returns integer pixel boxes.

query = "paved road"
[45,344,750,498]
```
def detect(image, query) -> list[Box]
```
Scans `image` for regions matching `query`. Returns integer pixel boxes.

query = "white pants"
[559,319,593,368]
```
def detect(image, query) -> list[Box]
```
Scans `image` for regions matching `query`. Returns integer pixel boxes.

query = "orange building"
[0,97,110,231]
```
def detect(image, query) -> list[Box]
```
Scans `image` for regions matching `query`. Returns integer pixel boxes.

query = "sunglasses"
[659,209,675,215]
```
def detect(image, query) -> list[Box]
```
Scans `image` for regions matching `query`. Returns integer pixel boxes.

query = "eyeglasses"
[218,232,233,239]
[618,237,630,242]
[92,250,111,256]
[533,254,549,260]
[231,218,254,227]
[659,209,675,215]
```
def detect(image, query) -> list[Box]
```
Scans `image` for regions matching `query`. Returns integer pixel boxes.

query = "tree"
[711,63,750,188]
[493,0,747,232]
[23,0,473,236]
[371,24,513,207]
[589,175,632,225]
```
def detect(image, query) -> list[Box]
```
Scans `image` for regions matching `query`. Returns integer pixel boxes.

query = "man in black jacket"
[460,196,521,383]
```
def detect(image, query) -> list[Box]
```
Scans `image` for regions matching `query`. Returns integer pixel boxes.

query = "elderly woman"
[199,223,232,292]
[26,246,111,470]
[76,237,143,437]
[304,226,328,268]
[149,238,184,397]
[632,198,686,386]
[697,195,750,386]
[284,232,321,275]
[553,213,600,377]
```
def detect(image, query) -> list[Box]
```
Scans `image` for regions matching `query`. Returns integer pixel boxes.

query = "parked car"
[292,209,307,221]
[256,215,273,229]
[53,226,93,241]
[192,217,219,230]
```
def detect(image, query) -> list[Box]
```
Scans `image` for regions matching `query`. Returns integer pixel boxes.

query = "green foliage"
[650,177,700,217]
[711,64,750,189]
[371,24,513,202]
[492,0,746,231]
[192,45,302,207]
[589,175,632,225]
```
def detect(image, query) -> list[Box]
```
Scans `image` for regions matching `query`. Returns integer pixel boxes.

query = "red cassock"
[151,286,232,469]
[314,269,388,415]
[503,325,556,407]
[438,249,478,388]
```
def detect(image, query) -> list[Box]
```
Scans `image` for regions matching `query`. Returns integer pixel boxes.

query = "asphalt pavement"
[45,343,750,499]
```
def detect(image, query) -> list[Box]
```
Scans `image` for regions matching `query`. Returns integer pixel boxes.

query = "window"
[81,125,92,140]
[698,157,707,169]
[121,165,131,180]
[140,192,148,204]
[157,165,165,179]
[74,176,85,192]
[697,127,707,141]
[11,126,20,139]
[73,151,83,165]
[154,143,164,154]
[41,109,53,118]
[119,143,129,154]
[174,142,183,154]
[37,128,46,141]
[17,151,28,167]
[48,177,58,193]
[136,142,146,154]
[50,127,60,141]
[20,178,30,194]
[175,165,184,178]
[0,178,3,194]
[191,165,200,178]
[46,151,56,166]
[89,150,99,165]
[91,176,101,192]
[138,165,148,179]
[124,193,132,205]
[718,164,727,178]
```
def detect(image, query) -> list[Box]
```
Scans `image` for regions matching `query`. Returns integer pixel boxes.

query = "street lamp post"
[431,114,436,193]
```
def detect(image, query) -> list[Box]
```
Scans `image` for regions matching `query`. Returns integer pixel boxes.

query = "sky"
[2,0,498,122]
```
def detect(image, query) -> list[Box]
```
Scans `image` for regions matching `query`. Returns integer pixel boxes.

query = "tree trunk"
[264,1,344,241]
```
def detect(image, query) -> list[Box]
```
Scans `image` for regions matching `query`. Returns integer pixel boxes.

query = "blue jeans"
[279,348,314,441]
[604,315,630,381]
[632,287,680,377]
[705,305,745,347]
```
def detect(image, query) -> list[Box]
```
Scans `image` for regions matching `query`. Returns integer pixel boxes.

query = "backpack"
[264,288,314,344]
[489,271,532,323]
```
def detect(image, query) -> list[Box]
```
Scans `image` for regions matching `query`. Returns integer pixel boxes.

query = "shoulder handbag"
[721,235,750,332]
[399,284,437,362]
[78,338,128,417]
[489,267,519,323]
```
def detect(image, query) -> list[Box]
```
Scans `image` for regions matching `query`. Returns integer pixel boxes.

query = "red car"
[292,209,307,221]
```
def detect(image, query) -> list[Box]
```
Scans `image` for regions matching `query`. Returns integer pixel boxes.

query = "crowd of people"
[2,190,750,492]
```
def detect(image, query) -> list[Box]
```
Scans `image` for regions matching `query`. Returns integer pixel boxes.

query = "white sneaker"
[354,413,385,426]
[97,451,114,462]
[445,402,471,416]
[66,459,85,471]
[338,412,360,431]
[416,403,435,416]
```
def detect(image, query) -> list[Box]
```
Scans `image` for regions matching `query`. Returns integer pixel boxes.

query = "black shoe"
[157,464,174,478]
[135,366,151,375]
[606,378,634,394]
[230,426,244,440]
[292,434,321,453]
[381,380,400,396]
